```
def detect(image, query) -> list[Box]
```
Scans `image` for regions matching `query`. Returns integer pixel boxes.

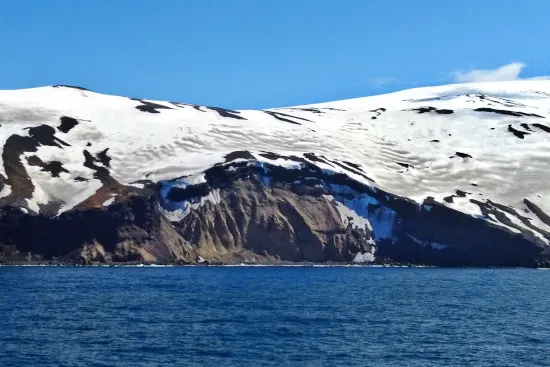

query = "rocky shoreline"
[1,260,546,268]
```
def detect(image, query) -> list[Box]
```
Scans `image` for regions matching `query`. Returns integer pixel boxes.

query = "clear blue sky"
[0,0,548,109]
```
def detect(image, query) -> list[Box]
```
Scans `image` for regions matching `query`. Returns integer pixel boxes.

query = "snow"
[353,252,375,263]
[500,210,548,244]
[128,183,145,189]
[26,198,39,213]
[487,214,522,234]
[57,179,103,214]
[0,81,548,239]
[253,154,305,170]
[407,233,424,245]
[102,197,115,207]
[324,185,397,240]
[22,156,103,215]
[445,196,484,217]
[325,194,373,232]
[161,188,222,222]
[0,184,11,199]
[159,173,207,201]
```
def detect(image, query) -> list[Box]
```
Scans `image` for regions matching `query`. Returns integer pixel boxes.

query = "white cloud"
[528,76,550,81]
[371,77,399,87]
[452,62,550,83]
[373,63,548,90]
[453,62,525,83]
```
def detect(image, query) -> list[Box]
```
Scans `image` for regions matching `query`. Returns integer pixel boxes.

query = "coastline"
[1,262,544,269]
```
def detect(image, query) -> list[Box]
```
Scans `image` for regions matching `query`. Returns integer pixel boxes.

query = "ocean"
[1,266,549,366]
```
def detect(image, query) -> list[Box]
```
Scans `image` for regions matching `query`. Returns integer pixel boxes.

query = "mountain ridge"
[1,81,550,266]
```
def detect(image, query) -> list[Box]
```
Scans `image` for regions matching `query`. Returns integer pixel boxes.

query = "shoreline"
[0,263,545,269]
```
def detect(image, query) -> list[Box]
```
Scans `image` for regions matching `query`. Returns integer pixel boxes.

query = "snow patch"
[325,194,372,231]
[487,214,522,234]
[407,233,424,244]
[353,252,375,263]
[57,179,103,215]
[102,197,115,207]
[325,184,397,240]
[501,210,549,244]
[0,184,11,199]
[128,183,145,189]
[161,188,222,222]
[26,199,40,214]
[430,242,448,250]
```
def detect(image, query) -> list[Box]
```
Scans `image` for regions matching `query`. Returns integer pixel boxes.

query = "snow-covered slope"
[1,81,550,264]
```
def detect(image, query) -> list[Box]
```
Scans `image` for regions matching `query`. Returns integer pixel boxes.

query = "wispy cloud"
[528,76,550,81]
[453,62,525,83]
[451,62,549,83]
[370,77,399,87]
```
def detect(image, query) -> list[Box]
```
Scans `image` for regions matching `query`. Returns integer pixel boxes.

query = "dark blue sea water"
[1,267,549,366]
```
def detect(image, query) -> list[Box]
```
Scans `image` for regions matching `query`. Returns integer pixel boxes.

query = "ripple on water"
[1,267,550,367]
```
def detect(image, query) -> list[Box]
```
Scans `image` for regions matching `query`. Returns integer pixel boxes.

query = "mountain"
[1,81,550,266]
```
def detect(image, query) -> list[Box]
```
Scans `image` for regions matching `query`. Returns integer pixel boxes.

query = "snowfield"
[1,81,550,244]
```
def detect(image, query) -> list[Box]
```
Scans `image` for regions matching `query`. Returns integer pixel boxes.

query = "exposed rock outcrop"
[173,180,373,263]
[0,192,197,265]
[2,156,550,267]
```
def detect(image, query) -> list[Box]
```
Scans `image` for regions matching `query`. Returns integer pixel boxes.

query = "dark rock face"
[524,199,550,227]
[1,125,70,200]
[224,150,256,162]
[83,150,111,182]
[397,162,413,169]
[166,183,210,202]
[41,161,69,177]
[169,180,373,263]
[532,123,550,133]
[53,85,90,91]
[451,152,473,159]
[156,156,550,267]
[508,125,530,139]
[370,108,386,119]
[24,154,69,178]
[263,111,313,125]
[381,197,545,267]
[171,102,205,112]
[409,107,454,114]
[474,108,544,118]
[206,107,246,120]
[132,99,173,114]
[0,192,196,264]
[1,153,549,267]
[57,116,79,133]
[95,148,112,168]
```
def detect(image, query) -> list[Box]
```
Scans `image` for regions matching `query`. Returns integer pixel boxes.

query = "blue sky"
[0,0,548,109]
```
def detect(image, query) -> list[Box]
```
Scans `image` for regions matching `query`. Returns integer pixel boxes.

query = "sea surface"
[1,266,549,366]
